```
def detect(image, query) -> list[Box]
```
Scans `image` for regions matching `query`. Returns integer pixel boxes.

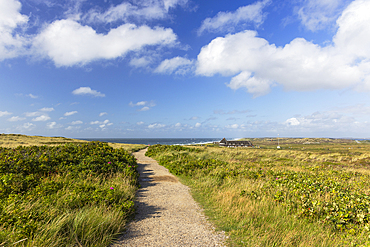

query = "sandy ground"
[112,148,226,247]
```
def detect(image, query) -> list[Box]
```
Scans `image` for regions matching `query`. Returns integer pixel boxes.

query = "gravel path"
[112,148,226,247]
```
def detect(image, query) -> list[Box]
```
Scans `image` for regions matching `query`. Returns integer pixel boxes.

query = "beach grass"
[0,133,146,152]
[0,134,144,246]
[147,139,370,246]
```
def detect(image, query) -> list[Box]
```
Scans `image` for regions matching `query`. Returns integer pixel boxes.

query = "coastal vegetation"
[146,139,370,246]
[0,135,145,247]
[0,133,146,151]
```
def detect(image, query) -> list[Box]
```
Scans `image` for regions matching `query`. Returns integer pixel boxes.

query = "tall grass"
[0,142,139,246]
[147,142,370,246]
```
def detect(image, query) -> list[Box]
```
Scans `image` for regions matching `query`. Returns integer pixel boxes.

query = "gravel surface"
[112,148,227,247]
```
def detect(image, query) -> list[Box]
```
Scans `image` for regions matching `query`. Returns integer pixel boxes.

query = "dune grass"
[0,136,143,246]
[0,134,147,152]
[147,139,370,246]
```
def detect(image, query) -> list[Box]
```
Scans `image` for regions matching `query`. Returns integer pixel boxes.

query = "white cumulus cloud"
[228,71,273,97]
[21,122,35,130]
[0,0,28,61]
[64,111,78,116]
[46,122,62,129]
[27,94,38,99]
[32,20,177,67]
[198,0,270,35]
[225,124,240,129]
[72,87,105,97]
[285,118,300,126]
[90,119,112,129]
[148,123,165,128]
[297,0,350,31]
[130,100,156,111]
[154,56,194,75]
[32,115,51,122]
[139,106,150,111]
[196,0,370,97]
[84,0,188,23]
[25,111,41,117]
[39,107,54,112]
[0,111,12,117]
[71,120,83,125]
[8,116,25,121]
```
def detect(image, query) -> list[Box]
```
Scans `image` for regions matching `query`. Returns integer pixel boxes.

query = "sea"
[79,138,224,146]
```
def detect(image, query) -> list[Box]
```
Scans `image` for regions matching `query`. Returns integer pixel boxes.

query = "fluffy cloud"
[65,126,80,131]
[71,120,83,125]
[195,122,201,128]
[130,56,153,68]
[32,115,51,121]
[196,0,370,97]
[130,100,156,111]
[228,71,273,97]
[148,123,165,128]
[39,107,54,112]
[225,124,240,129]
[25,111,41,117]
[154,56,194,75]
[0,111,12,117]
[27,94,38,99]
[90,119,112,129]
[285,117,300,126]
[99,112,107,117]
[72,87,105,97]
[198,0,270,35]
[281,110,358,135]
[296,0,349,31]
[32,20,177,67]
[20,122,35,130]
[139,106,150,111]
[130,101,147,106]
[46,122,62,129]
[25,111,52,121]
[0,0,28,60]
[84,0,188,23]
[64,111,78,116]
[8,116,25,122]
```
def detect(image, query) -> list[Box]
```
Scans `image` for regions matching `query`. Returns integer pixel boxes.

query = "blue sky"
[1,0,370,138]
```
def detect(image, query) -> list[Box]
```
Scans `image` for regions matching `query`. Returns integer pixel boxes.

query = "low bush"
[0,141,138,246]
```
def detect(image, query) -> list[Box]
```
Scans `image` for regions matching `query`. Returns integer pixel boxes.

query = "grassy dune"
[0,133,146,152]
[0,134,88,148]
[0,134,146,246]
[147,139,370,246]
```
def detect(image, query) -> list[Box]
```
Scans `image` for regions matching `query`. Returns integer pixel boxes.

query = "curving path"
[112,148,226,247]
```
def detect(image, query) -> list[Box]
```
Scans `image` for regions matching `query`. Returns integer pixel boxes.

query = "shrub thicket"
[0,141,138,246]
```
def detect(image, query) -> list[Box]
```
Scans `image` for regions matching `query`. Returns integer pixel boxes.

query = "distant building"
[218,138,254,147]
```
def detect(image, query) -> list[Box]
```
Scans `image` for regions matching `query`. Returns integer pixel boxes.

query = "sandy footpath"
[112,148,226,247]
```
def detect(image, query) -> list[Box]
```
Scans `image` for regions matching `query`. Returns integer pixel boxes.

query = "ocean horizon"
[78,137,227,146]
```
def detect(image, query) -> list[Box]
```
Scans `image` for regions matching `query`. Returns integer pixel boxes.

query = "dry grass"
[0,134,88,148]
[0,134,147,152]
[156,139,370,246]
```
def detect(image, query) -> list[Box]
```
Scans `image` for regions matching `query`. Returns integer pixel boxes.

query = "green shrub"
[0,142,138,246]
